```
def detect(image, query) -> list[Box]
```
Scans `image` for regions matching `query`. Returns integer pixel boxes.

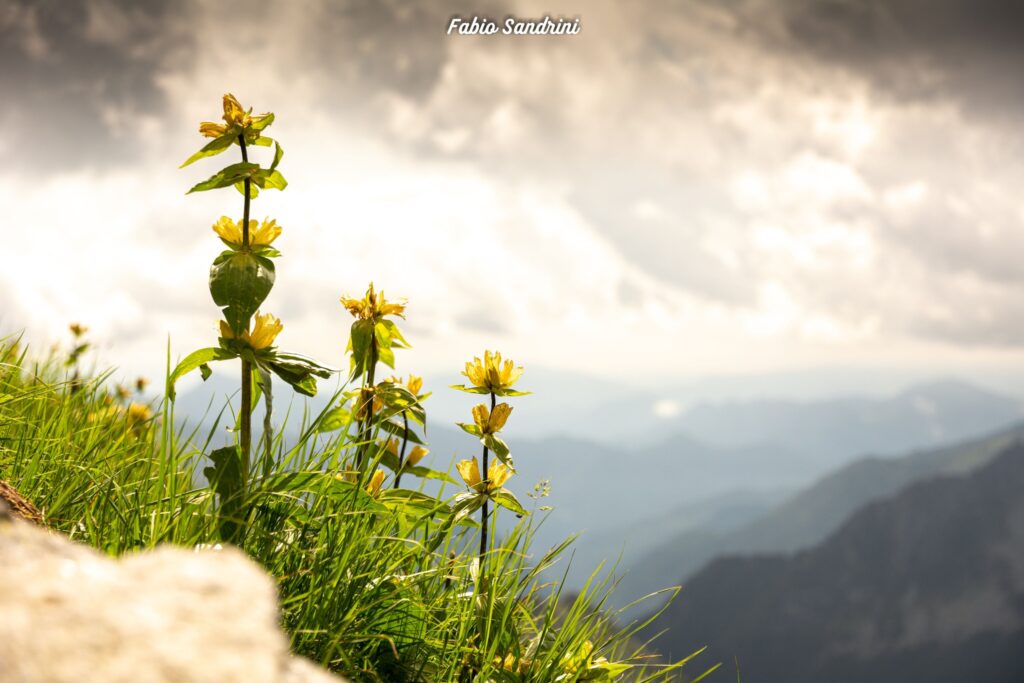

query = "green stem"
[239,134,252,486]
[394,412,409,488]
[479,391,496,566]
[261,373,273,475]
[357,333,378,469]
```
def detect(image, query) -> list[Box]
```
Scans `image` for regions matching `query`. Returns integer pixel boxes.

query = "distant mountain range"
[614,420,1024,612]
[642,441,1024,683]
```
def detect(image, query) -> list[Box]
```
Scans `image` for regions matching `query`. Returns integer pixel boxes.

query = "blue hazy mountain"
[615,419,1024,612]
[640,441,1024,683]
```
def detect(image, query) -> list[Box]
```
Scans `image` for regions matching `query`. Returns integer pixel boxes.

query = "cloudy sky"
[3,0,1024,396]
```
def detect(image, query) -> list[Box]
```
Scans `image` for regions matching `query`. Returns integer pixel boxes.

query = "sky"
[3,0,1024,399]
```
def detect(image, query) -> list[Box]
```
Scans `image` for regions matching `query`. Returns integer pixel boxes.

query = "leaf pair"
[210,251,276,336]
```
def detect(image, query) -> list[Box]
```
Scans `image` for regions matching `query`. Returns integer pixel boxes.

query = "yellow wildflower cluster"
[340,282,406,320]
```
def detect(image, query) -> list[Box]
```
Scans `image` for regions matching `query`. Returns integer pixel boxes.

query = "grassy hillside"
[0,338,714,682]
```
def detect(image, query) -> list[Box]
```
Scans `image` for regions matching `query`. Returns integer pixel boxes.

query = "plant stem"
[394,412,409,488]
[479,391,496,565]
[357,333,378,469]
[239,134,252,485]
[262,374,273,474]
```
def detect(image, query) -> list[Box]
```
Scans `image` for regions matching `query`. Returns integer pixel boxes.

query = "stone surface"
[0,518,347,683]
[0,479,43,523]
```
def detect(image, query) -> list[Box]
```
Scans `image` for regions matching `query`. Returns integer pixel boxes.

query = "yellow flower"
[353,388,383,420]
[560,640,609,674]
[457,459,482,491]
[462,351,523,393]
[126,403,152,423]
[212,216,281,248]
[135,377,149,393]
[471,402,512,434]
[87,405,122,423]
[335,470,358,484]
[380,437,400,457]
[199,121,227,138]
[456,458,511,494]
[385,374,423,396]
[200,93,271,138]
[222,93,249,127]
[406,445,429,467]
[340,282,406,320]
[494,653,530,674]
[366,469,386,496]
[69,322,88,337]
[247,312,283,349]
[220,312,282,350]
[487,461,512,490]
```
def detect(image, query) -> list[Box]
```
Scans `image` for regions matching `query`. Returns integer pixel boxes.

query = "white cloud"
[5,0,1024,389]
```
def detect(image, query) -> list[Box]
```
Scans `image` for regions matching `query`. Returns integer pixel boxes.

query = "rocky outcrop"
[0,479,43,523]
[0,517,346,683]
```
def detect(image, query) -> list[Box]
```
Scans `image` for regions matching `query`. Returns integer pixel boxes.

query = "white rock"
[0,518,347,683]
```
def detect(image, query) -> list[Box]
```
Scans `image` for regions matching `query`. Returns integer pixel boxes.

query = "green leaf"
[457,422,483,438]
[349,319,374,378]
[451,492,485,524]
[254,169,287,191]
[377,489,449,516]
[318,406,353,432]
[209,252,275,335]
[203,445,247,542]
[377,384,426,426]
[449,384,491,395]
[235,180,259,199]
[402,466,457,485]
[495,388,532,397]
[265,351,334,397]
[251,112,275,132]
[270,141,284,171]
[378,344,395,369]
[187,161,261,194]
[379,319,410,348]
[180,133,236,168]
[252,136,273,147]
[484,434,510,460]
[167,347,236,400]
[492,489,527,516]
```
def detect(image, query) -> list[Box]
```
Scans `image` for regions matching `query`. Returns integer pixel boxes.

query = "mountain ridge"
[641,441,1024,682]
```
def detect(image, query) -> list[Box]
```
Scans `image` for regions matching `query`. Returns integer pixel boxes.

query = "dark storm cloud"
[0,0,193,170]
[741,0,1024,115]
[300,0,481,101]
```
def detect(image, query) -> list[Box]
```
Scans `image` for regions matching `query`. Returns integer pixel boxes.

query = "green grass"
[0,336,716,682]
